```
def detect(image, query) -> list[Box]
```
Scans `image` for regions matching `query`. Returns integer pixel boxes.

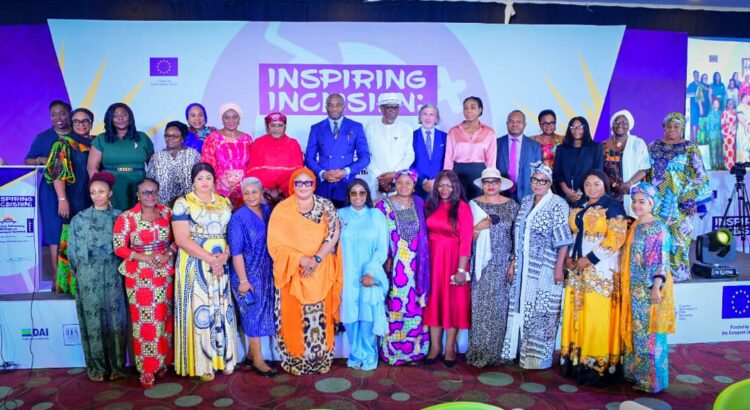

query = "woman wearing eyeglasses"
[45,107,95,294]
[602,110,650,218]
[267,168,343,375]
[531,109,564,170]
[338,178,388,370]
[465,168,518,368]
[503,162,572,369]
[172,162,238,381]
[145,121,201,207]
[113,178,176,388]
[552,117,603,205]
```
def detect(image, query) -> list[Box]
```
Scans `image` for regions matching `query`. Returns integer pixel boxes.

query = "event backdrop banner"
[686,37,750,171]
[0,166,41,295]
[47,20,626,150]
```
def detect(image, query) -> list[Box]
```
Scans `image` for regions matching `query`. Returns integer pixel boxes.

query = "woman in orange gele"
[267,168,343,375]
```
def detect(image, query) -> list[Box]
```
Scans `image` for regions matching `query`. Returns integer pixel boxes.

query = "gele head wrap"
[288,167,316,195]
[662,112,685,127]
[393,169,417,183]
[264,112,287,125]
[219,103,243,120]
[630,182,661,213]
[185,103,207,123]
[610,109,635,134]
[529,161,553,181]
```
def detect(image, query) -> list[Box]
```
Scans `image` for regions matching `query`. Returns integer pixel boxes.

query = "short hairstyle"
[463,96,483,117]
[563,116,594,147]
[49,100,71,112]
[137,177,160,191]
[581,169,611,196]
[165,120,189,138]
[71,107,94,123]
[418,103,441,125]
[103,102,140,143]
[344,178,373,208]
[507,110,526,122]
[241,176,263,191]
[191,162,216,183]
[537,109,556,123]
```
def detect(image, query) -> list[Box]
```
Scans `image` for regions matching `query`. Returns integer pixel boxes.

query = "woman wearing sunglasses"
[267,168,343,375]
[503,162,573,369]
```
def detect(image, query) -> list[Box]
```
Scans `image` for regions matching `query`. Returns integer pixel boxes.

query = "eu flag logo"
[722,285,750,319]
[149,57,178,76]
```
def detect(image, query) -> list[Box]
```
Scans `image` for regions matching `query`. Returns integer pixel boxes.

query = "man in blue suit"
[496,110,542,202]
[306,93,370,207]
[411,103,447,198]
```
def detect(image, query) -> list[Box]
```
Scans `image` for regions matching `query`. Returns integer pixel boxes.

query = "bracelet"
[240,279,249,284]
[58,197,67,201]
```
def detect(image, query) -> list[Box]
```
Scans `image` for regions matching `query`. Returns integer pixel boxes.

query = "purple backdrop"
[594,29,688,143]
[0,25,69,165]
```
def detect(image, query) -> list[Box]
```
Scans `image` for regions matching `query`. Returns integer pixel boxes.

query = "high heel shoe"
[443,356,457,368]
[423,355,440,366]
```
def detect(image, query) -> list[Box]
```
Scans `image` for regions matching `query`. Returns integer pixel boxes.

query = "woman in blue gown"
[338,178,389,370]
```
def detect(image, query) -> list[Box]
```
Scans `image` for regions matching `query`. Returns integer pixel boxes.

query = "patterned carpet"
[0,341,746,410]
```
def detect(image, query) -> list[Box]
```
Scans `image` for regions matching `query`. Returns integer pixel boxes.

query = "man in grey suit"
[496,110,542,202]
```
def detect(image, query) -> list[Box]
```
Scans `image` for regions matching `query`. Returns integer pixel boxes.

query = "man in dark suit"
[496,110,542,201]
[305,93,370,207]
[411,103,447,198]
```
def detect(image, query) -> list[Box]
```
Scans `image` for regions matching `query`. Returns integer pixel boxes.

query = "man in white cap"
[364,92,415,198]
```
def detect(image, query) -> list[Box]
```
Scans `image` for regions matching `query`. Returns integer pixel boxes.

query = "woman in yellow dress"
[560,169,627,386]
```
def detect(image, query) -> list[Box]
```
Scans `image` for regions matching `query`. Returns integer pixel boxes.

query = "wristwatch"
[313,255,322,263]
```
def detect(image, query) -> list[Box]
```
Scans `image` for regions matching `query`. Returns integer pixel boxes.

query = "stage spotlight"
[692,228,737,279]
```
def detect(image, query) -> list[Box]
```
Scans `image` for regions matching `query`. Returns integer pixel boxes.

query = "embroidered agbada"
[172,192,238,377]
[267,195,343,375]
[246,134,304,197]
[621,219,674,393]
[113,203,175,382]
[503,191,572,369]
[561,196,627,385]
[200,131,253,209]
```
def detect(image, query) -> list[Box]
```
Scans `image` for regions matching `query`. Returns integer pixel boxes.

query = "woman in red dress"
[423,170,473,367]
[113,178,176,387]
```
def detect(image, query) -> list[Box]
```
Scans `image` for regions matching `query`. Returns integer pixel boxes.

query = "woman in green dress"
[87,103,153,210]
[67,172,129,382]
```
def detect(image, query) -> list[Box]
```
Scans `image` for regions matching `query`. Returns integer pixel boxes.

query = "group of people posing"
[25,92,711,394]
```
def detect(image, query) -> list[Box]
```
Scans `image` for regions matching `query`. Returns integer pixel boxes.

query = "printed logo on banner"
[743,58,750,78]
[62,324,81,346]
[722,285,750,319]
[21,328,49,339]
[1,216,16,223]
[150,58,179,76]
[259,64,438,115]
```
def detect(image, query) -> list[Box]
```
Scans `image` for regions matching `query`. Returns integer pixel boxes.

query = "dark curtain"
[2,1,749,38]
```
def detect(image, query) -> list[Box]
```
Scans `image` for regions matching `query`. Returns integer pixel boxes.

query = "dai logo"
[1,216,16,223]
[21,328,49,339]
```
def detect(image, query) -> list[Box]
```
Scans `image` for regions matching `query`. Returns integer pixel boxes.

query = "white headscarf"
[610,109,635,135]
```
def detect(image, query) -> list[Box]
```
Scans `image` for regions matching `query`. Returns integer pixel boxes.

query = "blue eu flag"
[722,285,750,319]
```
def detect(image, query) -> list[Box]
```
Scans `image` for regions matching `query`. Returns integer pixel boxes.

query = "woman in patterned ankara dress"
[146,121,200,206]
[621,183,675,393]
[466,168,517,368]
[502,162,572,369]
[67,172,128,382]
[172,163,237,381]
[267,168,343,375]
[201,103,253,210]
[560,169,627,386]
[376,170,431,366]
[648,112,711,282]
[113,178,176,388]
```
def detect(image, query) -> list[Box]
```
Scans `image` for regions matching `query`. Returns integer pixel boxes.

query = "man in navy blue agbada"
[305,93,370,207]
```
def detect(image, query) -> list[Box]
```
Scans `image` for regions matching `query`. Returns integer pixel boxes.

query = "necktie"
[425,130,433,160]
[509,137,519,184]
[333,120,339,139]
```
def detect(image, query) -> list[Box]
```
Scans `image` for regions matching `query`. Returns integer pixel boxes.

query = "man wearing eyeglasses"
[496,110,541,202]
[305,93,370,208]
[364,93,415,199]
